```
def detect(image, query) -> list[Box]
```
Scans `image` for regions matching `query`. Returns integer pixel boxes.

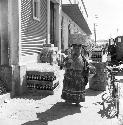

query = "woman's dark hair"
[71,44,82,47]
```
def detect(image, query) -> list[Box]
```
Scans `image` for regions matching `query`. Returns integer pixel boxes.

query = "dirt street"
[0,70,122,125]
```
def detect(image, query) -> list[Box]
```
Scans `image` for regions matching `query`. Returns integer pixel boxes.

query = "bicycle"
[101,65,121,118]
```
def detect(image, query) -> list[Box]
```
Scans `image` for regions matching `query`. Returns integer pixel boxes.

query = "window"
[33,0,40,21]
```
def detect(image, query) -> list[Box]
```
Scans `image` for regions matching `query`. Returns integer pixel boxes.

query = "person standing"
[61,35,88,105]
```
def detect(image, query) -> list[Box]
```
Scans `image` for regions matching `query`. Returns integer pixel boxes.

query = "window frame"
[33,0,40,21]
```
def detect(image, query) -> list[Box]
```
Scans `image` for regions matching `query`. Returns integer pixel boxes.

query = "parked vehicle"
[108,36,123,66]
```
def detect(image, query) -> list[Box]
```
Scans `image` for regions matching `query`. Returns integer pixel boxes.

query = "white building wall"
[62,12,86,50]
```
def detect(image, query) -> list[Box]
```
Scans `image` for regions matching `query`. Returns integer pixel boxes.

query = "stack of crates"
[89,48,107,91]
[91,49,103,62]
[26,71,59,95]
[89,62,107,91]
[39,44,58,65]
[26,63,60,95]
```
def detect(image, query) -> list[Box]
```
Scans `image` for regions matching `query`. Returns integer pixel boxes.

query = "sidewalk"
[0,70,121,125]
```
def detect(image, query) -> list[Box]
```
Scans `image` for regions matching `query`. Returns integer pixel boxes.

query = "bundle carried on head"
[69,33,87,46]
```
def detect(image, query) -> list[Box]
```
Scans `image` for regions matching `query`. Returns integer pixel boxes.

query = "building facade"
[0,0,91,96]
[0,0,62,96]
[8,0,62,66]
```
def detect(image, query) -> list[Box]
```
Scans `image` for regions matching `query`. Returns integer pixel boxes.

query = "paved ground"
[0,70,123,125]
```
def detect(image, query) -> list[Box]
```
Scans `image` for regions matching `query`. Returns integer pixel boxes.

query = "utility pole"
[94,23,96,44]
[94,15,98,45]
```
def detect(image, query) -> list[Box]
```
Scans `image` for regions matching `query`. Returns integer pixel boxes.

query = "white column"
[8,0,22,65]
[47,0,50,44]
[63,19,69,50]
[54,2,61,50]
[0,0,9,65]
[8,0,26,96]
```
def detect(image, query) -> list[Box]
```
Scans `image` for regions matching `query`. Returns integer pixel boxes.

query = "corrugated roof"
[62,4,92,35]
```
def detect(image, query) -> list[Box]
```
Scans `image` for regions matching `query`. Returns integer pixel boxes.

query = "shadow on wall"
[22,102,81,125]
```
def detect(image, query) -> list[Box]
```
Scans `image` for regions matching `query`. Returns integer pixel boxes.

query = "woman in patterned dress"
[61,43,89,105]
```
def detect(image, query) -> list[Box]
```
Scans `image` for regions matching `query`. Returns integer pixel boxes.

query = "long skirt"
[61,69,85,103]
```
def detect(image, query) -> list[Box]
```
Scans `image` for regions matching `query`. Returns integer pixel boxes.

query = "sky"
[85,0,123,40]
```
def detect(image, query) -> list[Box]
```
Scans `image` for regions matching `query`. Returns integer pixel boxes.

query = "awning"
[62,4,92,35]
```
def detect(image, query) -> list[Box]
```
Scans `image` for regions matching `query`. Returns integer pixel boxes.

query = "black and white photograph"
[0,0,123,124]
